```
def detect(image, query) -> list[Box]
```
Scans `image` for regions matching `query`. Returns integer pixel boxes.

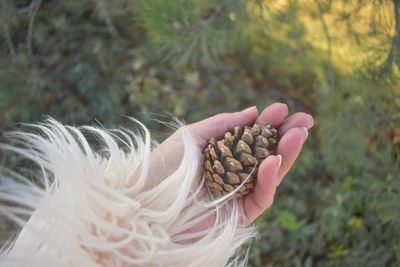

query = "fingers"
[187,103,314,149]
[278,112,314,135]
[276,127,308,183]
[242,155,281,224]
[189,106,259,146]
[255,103,289,127]
[240,127,309,224]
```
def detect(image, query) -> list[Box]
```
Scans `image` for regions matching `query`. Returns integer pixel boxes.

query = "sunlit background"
[0,0,399,266]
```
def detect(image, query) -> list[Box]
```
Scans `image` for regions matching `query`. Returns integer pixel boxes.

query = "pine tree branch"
[26,0,42,55]
[379,0,400,76]
[3,24,15,58]
[16,1,37,15]
[93,0,120,38]
[182,0,235,33]
[202,1,229,25]
[1,0,16,58]
[314,0,335,88]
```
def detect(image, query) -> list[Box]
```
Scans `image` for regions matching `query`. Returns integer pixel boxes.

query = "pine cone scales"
[203,124,279,198]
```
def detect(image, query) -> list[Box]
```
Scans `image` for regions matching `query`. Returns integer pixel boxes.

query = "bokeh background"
[0,0,399,266]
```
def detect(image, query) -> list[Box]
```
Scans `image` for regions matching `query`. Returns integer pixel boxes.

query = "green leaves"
[277,211,300,231]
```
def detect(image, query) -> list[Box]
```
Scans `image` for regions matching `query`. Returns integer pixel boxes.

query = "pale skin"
[148,103,314,225]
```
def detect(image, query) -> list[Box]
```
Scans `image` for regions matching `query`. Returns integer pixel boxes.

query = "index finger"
[189,106,259,146]
[255,103,289,127]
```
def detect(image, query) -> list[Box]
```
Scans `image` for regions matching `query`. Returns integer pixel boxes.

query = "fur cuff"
[0,118,256,267]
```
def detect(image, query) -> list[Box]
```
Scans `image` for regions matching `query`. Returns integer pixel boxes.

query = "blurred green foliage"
[0,0,399,266]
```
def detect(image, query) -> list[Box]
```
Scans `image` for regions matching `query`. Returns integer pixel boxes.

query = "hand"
[148,103,314,225]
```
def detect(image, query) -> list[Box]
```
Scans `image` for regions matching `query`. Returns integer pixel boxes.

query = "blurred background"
[0,0,399,266]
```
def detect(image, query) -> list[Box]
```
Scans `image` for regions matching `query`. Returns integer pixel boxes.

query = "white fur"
[0,118,256,267]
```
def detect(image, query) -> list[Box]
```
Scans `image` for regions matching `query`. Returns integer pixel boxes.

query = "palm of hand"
[147,103,313,226]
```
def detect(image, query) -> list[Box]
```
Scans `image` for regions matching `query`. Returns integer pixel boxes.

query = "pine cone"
[203,124,279,198]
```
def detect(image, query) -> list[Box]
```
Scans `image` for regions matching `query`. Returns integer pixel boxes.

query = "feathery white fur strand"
[0,118,256,267]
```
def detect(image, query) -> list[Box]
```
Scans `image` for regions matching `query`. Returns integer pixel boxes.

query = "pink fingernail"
[301,127,309,139]
[276,154,282,167]
[308,115,315,128]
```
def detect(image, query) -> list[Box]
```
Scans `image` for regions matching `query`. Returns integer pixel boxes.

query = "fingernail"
[242,106,257,112]
[276,154,282,167]
[307,115,315,128]
[301,127,309,139]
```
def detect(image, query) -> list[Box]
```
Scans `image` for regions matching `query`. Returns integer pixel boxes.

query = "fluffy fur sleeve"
[0,118,256,267]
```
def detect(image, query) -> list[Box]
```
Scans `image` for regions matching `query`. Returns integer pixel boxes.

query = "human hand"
[148,103,314,225]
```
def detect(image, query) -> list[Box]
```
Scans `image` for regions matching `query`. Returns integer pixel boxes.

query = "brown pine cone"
[203,124,279,198]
